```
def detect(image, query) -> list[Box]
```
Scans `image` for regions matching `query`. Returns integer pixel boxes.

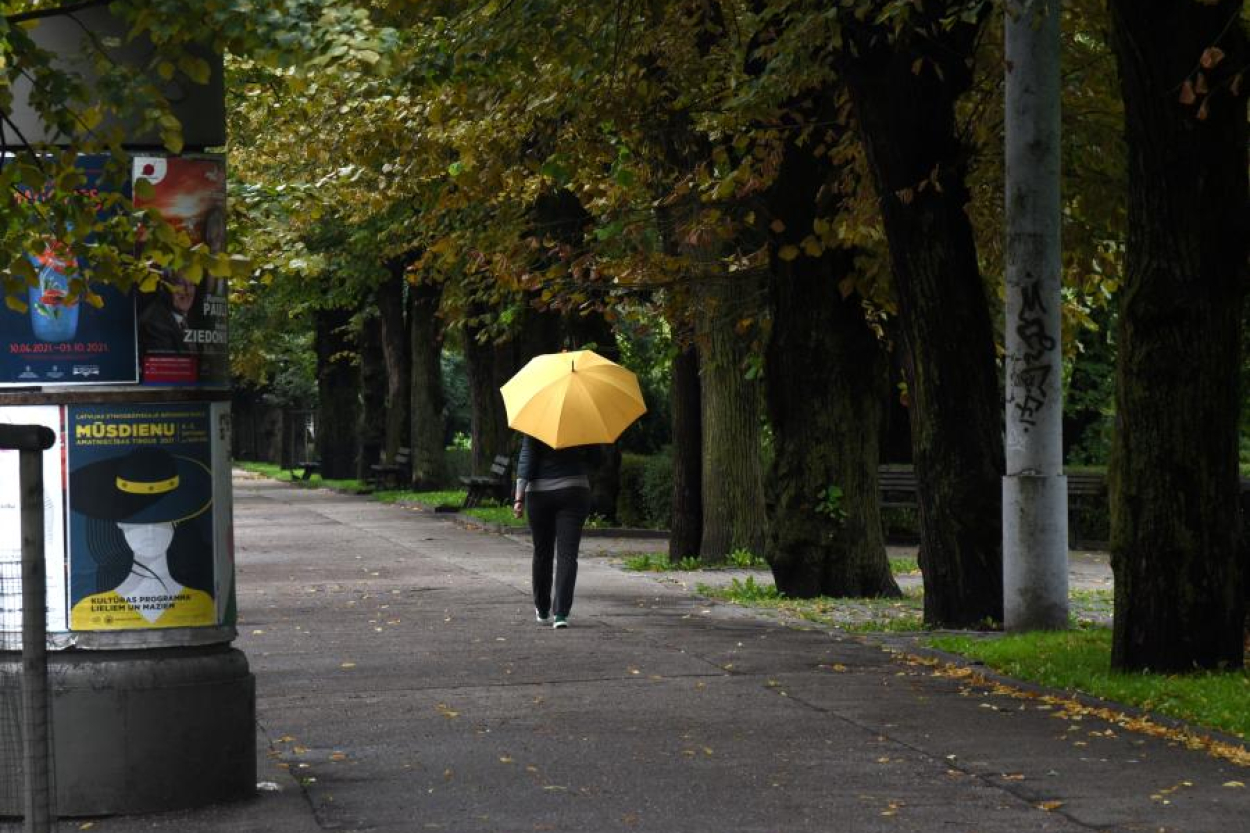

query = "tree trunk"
[409,279,447,489]
[314,307,359,480]
[669,341,703,560]
[1106,0,1246,671]
[697,274,766,563]
[841,9,1004,626]
[764,114,899,599]
[378,261,410,464]
[357,307,386,480]
[464,312,511,474]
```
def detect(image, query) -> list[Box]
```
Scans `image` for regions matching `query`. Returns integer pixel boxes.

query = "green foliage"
[928,629,1250,739]
[814,484,848,524]
[622,553,700,572]
[0,1,390,313]
[727,547,768,569]
[1063,304,1117,465]
[889,557,920,575]
[616,451,672,530]
[704,576,781,603]
[441,351,471,446]
[443,447,473,485]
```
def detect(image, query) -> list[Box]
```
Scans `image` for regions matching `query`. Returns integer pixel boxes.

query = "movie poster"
[0,155,138,386]
[0,405,69,646]
[66,403,218,631]
[132,156,228,388]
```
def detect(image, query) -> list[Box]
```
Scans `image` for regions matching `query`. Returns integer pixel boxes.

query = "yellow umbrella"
[500,350,647,449]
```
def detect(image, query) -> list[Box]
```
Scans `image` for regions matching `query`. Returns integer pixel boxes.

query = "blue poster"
[0,155,138,386]
[66,403,217,631]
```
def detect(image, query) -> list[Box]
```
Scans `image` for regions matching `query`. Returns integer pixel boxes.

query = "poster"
[66,403,218,631]
[0,155,138,386]
[132,156,229,388]
[0,405,69,646]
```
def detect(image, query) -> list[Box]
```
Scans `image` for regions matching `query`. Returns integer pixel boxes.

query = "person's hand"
[512,499,524,519]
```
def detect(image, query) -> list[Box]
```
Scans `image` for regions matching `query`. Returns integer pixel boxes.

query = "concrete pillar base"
[1003,474,1070,631]
[0,645,255,816]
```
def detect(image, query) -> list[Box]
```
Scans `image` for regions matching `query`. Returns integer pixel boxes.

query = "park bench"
[877,467,1109,509]
[460,454,512,508]
[369,446,411,490]
[877,465,919,511]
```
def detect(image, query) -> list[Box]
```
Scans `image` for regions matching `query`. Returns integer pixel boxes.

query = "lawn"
[928,629,1249,740]
[233,463,527,527]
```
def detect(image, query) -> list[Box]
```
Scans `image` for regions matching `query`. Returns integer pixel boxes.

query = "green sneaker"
[552,616,568,629]
[535,608,550,624]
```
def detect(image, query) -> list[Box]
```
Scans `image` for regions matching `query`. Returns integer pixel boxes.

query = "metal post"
[1003,0,1069,631]
[0,423,57,833]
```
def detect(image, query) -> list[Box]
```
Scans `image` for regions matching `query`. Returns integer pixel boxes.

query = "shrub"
[442,447,473,487]
[617,449,672,529]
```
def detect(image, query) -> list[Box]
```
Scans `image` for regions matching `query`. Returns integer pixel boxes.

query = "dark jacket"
[516,435,590,483]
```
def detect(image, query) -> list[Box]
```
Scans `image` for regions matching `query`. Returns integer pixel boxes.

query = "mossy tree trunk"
[697,274,766,563]
[669,341,703,560]
[314,307,359,480]
[764,113,899,599]
[409,278,447,489]
[378,259,410,465]
[463,309,510,475]
[1106,0,1246,671]
[841,8,1004,626]
[356,306,386,481]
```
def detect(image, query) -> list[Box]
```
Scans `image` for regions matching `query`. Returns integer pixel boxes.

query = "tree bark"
[463,311,512,474]
[409,278,447,489]
[314,307,359,480]
[697,273,767,563]
[841,8,1004,626]
[1106,0,1246,671]
[357,306,386,480]
[378,260,410,464]
[764,115,900,599]
[669,341,703,560]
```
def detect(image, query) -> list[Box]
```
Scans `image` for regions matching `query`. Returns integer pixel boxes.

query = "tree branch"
[6,1,109,25]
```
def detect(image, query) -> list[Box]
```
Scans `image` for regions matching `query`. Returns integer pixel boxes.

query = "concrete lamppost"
[1003,0,1070,631]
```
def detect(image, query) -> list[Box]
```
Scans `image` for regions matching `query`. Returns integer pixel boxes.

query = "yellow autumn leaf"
[777,244,799,262]
[1036,800,1064,811]
[1223,781,1245,788]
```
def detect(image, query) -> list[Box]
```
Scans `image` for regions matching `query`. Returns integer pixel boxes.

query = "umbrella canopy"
[500,350,646,449]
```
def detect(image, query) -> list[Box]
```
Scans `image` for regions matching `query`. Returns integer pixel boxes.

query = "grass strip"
[927,629,1249,740]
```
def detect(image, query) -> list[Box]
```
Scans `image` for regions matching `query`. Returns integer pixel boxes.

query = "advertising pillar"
[0,152,253,815]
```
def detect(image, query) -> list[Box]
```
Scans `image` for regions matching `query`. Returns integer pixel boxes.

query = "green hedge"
[443,447,473,486]
[617,449,672,530]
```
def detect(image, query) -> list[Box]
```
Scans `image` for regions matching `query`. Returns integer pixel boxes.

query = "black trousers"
[527,487,592,618]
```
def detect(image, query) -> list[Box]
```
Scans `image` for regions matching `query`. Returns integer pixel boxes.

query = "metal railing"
[0,423,57,833]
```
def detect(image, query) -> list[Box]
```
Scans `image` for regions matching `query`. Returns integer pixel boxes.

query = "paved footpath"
[79,475,1245,833]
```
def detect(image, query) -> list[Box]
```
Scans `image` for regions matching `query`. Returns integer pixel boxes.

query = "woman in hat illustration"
[69,446,215,630]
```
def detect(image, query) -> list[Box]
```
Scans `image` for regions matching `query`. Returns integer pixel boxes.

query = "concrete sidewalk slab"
[60,475,1243,833]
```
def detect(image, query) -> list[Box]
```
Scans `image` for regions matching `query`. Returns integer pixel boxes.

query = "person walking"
[512,434,592,629]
